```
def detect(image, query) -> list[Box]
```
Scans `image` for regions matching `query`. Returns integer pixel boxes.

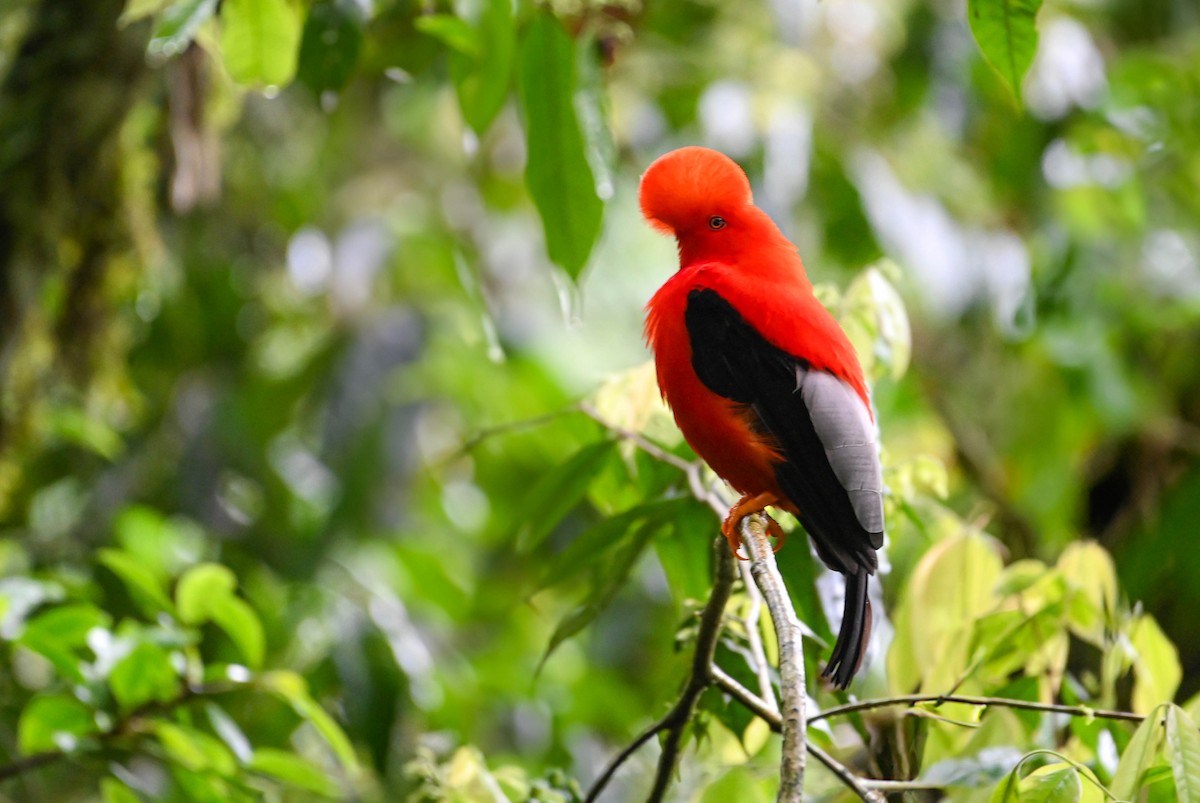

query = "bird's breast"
[645,272,786,499]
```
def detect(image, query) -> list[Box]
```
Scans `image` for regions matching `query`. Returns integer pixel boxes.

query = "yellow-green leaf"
[220,0,301,88]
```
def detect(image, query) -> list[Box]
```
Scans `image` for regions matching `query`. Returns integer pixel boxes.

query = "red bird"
[640,146,884,688]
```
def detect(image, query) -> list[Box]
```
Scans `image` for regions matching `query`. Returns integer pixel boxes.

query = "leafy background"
[1,0,1199,799]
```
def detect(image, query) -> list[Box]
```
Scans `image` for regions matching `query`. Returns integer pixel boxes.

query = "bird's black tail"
[821,569,872,690]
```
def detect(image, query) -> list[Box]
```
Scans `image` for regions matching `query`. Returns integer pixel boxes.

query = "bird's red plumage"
[641,148,871,489]
[640,146,882,687]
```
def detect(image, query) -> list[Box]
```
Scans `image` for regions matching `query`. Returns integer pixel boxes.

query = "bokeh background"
[1,0,1199,799]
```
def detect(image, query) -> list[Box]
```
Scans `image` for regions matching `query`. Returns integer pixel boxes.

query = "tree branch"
[740,513,805,803]
[584,539,736,803]
[808,693,1144,725]
[710,666,883,802]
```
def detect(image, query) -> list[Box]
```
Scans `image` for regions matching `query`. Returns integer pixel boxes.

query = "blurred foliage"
[0,0,1199,799]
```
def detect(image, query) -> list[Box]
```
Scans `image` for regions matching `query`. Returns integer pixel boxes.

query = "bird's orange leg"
[721,492,787,559]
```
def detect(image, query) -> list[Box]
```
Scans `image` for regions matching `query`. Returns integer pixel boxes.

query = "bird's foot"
[721,492,786,559]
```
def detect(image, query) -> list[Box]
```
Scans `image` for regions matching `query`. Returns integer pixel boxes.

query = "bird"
[639,146,884,688]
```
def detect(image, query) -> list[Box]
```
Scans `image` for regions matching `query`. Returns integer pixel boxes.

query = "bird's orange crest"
[639,147,753,236]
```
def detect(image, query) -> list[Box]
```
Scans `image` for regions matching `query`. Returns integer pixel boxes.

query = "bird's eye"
[708,216,726,230]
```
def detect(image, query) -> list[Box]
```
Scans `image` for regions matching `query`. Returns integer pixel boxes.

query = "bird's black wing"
[684,287,884,686]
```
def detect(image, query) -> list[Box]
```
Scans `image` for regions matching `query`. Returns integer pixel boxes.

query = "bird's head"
[639,146,752,235]
[639,147,780,263]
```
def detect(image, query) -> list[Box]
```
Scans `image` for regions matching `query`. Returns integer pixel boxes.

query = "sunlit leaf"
[220,0,301,87]
[1111,706,1165,800]
[208,595,265,669]
[18,695,96,755]
[17,604,110,682]
[967,0,1043,108]
[261,671,359,772]
[1018,762,1081,803]
[1130,614,1181,715]
[250,747,340,796]
[518,12,604,278]
[101,777,142,803]
[155,721,238,776]
[176,562,237,624]
[1057,541,1117,645]
[1167,705,1200,803]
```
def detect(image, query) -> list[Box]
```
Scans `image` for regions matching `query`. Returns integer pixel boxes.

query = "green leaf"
[250,747,339,796]
[101,777,142,803]
[413,15,479,56]
[518,12,605,278]
[539,521,653,669]
[1018,763,1081,803]
[1112,706,1166,800]
[208,595,265,669]
[176,563,264,668]
[1057,541,1117,645]
[148,0,219,59]
[1130,614,1182,715]
[261,671,359,772]
[176,563,237,624]
[155,722,238,776]
[109,641,181,710]
[887,532,1003,694]
[98,548,175,616]
[297,0,364,94]
[541,498,688,589]
[205,703,252,763]
[18,604,111,683]
[514,440,616,552]
[451,0,515,133]
[220,0,301,88]
[967,0,1043,109]
[1167,705,1200,803]
[653,499,717,608]
[18,694,96,754]
[47,406,124,460]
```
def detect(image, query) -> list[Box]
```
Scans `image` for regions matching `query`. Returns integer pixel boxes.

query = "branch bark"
[584,538,736,803]
[740,513,805,803]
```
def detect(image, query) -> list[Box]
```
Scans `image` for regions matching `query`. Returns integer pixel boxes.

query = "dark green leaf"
[18,695,96,755]
[98,549,175,616]
[653,499,716,607]
[540,497,689,589]
[515,440,616,553]
[967,0,1043,109]
[539,521,654,669]
[518,12,604,278]
[220,0,301,87]
[451,0,515,133]
[297,0,364,94]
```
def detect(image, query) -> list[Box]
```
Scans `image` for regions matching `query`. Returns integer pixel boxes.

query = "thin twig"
[0,682,234,783]
[737,559,779,715]
[809,693,1144,725]
[741,513,805,803]
[584,540,736,803]
[579,402,694,473]
[710,667,883,802]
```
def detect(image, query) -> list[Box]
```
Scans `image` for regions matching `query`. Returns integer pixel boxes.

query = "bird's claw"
[721,493,786,559]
